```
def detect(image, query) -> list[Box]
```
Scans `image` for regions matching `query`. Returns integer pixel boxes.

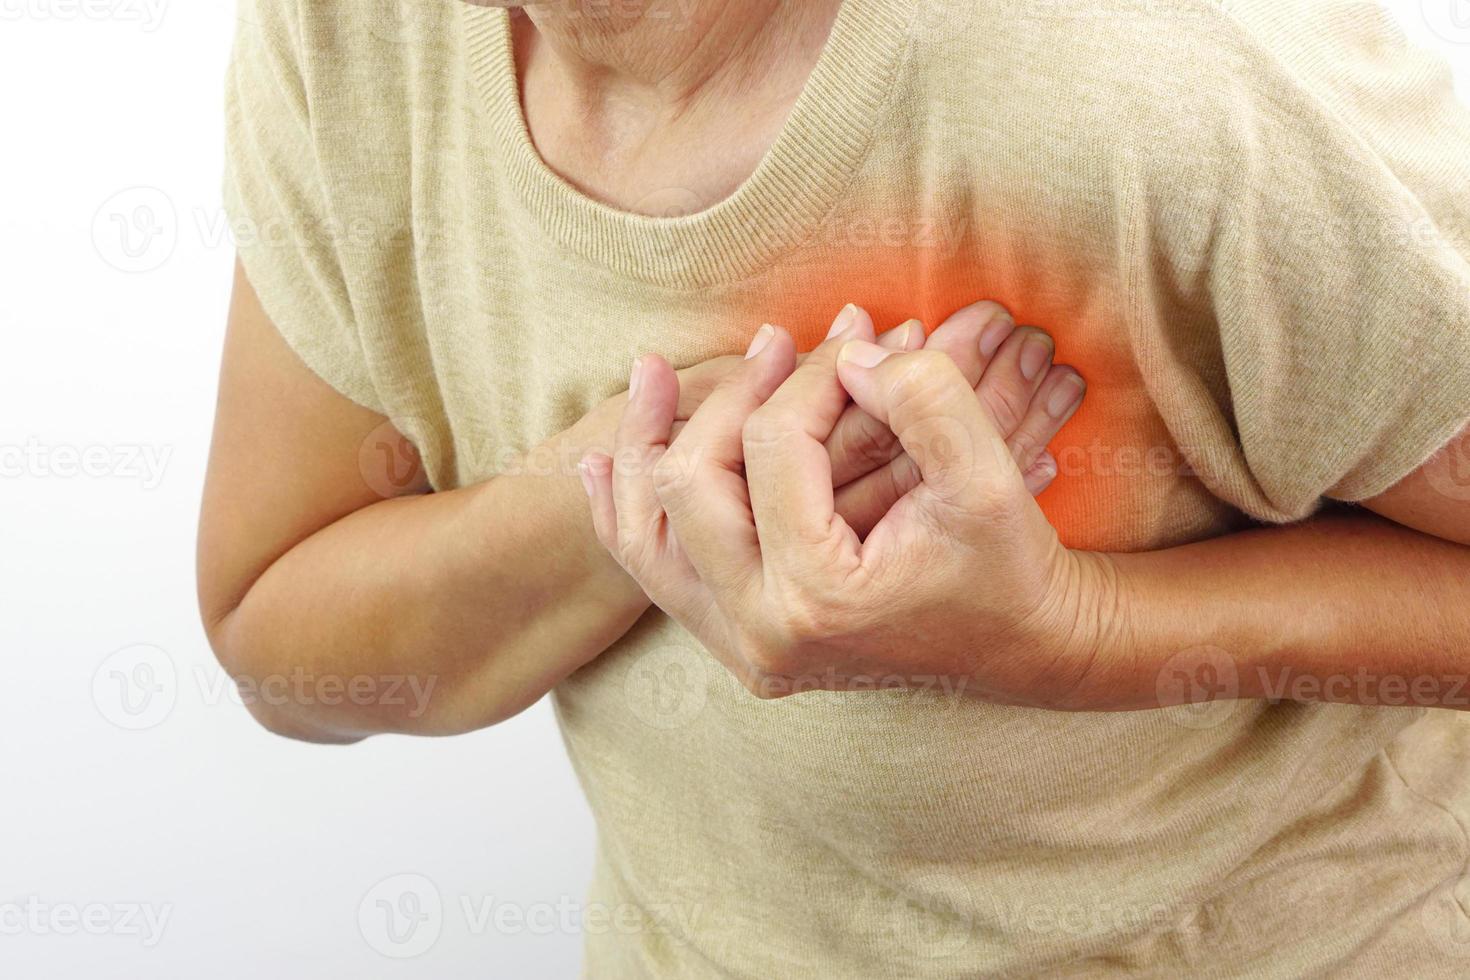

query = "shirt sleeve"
[223,0,384,413]
[1126,0,1470,523]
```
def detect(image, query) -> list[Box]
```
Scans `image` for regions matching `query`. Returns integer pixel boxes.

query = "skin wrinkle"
[509,0,842,212]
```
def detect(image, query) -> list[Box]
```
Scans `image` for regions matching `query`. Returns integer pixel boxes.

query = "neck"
[514,0,842,115]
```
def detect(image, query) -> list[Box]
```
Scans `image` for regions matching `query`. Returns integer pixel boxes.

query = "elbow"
[242,698,367,745]
[201,608,368,746]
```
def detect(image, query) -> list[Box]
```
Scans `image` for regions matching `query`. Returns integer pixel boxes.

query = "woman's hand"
[581,306,1106,706]
[569,302,1080,536]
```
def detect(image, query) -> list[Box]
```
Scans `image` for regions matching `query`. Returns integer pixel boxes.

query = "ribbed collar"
[461,0,912,289]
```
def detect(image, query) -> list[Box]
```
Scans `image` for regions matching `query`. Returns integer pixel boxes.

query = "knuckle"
[834,415,898,470]
[885,452,922,501]
[769,590,846,650]
[613,522,644,564]
[887,353,959,421]
[1008,428,1040,467]
[741,407,797,452]
[982,387,1026,435]
[650,450,698,502]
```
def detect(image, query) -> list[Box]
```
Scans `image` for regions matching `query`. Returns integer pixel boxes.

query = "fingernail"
[896,318,922,349]
[630,358,646,401]
[826,304,859,340]
[838,340,894,369]
[1046,375,1086,418]
[578,459,595,498]
[978,316,1015,359]
[745,324,775,359]
[1020,335,1052,381]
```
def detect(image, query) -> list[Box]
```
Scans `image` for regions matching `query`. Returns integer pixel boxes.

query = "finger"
[611,355,679,566]
[975,326,1054,437]
[744,306,874,559]
[674,355,743,419]
[922,301,1016,388]
[833,450,922,539]
[836,344,1020,516]
[877,318,925,352]
[1022,450,1059,497]
[1006,365,1086,474]
[656,324,797,597]
[829,303,1014,489]
[580,452,620,556]
[827,318,923,487]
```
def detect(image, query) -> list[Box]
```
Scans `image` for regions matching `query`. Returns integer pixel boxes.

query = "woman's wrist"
[1028,548,1135,711]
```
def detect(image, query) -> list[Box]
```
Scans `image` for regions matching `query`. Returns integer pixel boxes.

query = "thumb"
[836,342,1020,509]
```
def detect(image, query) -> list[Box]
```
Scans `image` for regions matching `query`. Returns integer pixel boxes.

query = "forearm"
[1077,510,1470,711]
[211,431,648,742]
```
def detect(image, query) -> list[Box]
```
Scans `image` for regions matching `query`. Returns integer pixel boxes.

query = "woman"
[199,0,1470,973]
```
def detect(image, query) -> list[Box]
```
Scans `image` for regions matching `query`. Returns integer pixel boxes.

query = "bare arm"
[579,332,1470,713]
[198,287,1080,737]
[1086,429,1470,711]
[197,260,650,742]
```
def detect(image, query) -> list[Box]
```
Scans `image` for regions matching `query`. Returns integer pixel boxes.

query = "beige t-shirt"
[225,0,1470,974]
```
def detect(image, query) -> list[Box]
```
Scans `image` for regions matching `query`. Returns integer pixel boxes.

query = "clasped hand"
[581,303,1108,707]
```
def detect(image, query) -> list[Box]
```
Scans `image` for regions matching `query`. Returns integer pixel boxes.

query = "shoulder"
[231,0,460,123]
[906,2,1351,174]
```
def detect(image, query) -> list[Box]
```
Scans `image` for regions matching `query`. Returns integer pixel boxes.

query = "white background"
[1,1,1467,977]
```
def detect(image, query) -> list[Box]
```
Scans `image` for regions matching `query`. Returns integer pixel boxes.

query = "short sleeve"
[223,0,384,413]
[1126,1,1470,523]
